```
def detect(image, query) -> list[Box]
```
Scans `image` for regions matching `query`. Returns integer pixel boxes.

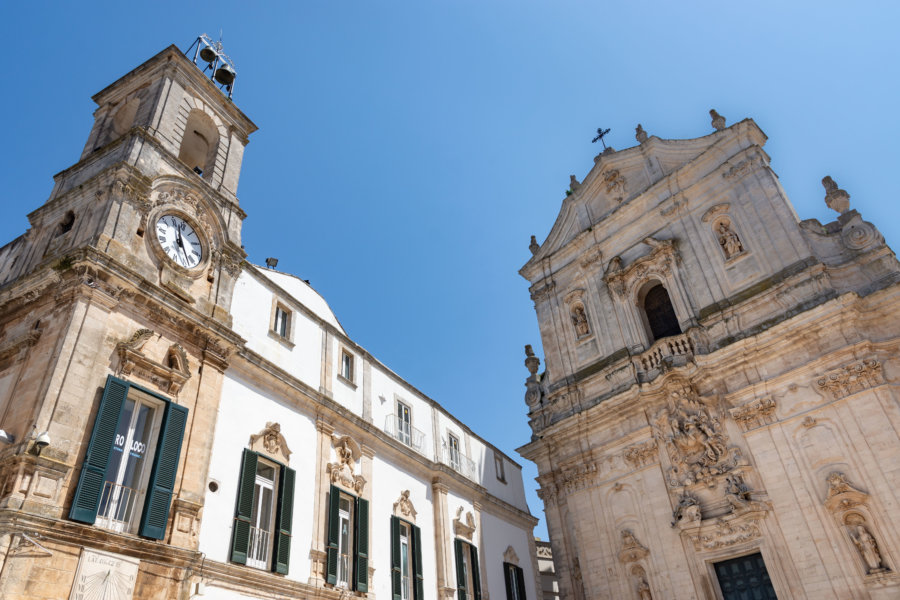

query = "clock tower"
[0,43,256,599]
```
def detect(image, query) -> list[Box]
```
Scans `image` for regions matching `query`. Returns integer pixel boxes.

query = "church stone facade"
[0,45,539,600]
[518,114,900,599]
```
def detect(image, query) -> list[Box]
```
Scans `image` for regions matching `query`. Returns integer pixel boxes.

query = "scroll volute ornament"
[249,422,292,465]
[453,506,476,540]
[116,329,191,394]
[393,490,417,522]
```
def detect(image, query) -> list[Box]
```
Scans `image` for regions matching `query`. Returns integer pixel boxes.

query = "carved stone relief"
[393,490,417,522]
[671,491,702,527]
[689,517,761,551]
[602,169,626,200]
[816,359,883,400]
[824,471,869,512]
[623,440,658,469]
[652,381,741,488]
[618,529,649,563]
[116,329,191,394]
[604,238,678,300]
[729,396,777,432]
[249,422,292,465]
[716,221,744,259]
[453,506,476,540]
[503,545,520,565]
[632,565,653,600]
[326,435,366,494]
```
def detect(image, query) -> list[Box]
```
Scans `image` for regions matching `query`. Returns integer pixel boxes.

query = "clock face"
[155,214,203,269]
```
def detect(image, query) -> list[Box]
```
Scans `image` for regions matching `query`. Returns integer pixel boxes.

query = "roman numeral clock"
[155,214,203,269]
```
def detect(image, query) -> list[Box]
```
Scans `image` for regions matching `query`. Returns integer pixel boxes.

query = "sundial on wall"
[69,548,140,600]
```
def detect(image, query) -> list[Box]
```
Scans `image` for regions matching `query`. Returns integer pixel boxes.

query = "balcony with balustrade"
[633,331,695,382]
[441,445,478,481]
[384,415,427,455]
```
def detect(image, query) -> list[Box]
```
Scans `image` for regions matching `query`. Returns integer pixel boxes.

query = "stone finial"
[529,235,540,255]
[635,124,648,143]
[525,345,541,375]
[569,175,581,193]
[710,109,726,131]
[822,175,850,214]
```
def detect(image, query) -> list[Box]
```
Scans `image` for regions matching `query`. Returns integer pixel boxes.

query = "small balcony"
[247,525,272,569]
[96,481,142,533]
[634,332,695,382]
[442,446,478,480]
[384,415,426,453]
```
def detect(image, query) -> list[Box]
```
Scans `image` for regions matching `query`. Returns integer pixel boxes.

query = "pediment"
[521,120,766,281]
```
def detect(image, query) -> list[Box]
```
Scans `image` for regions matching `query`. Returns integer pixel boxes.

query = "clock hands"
[174,226,191,267]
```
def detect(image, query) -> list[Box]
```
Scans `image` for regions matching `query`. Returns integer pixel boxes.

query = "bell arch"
[178,109,220,178]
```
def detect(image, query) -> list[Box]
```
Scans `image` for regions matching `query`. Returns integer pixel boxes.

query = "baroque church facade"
[518,114,900,599]
[0,45,538,600]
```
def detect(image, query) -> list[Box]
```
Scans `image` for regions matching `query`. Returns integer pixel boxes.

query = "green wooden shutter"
[139,401,188,539]
[230,449,258,564]
[70,376,129,524]
[455,539,467,600]
[391,516,402,600]
[355,497,369,592]
[326,484,341,585]
[504,563,515,600]
[412,524,424,600]
[273,466,296,574]
[470,544,482,600]
[515,564,526,600]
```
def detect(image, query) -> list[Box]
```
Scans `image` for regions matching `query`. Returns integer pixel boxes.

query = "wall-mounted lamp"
[31,430,50,455]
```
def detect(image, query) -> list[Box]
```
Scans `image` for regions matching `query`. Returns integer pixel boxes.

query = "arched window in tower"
[714,218,744,260]
[571,304,591,338]
[178,109,219,178]
[642,283,681,342]
[56,211,75,237]
[112,97,141,138]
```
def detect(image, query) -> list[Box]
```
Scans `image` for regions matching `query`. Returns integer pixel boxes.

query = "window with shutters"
[69,375,189,540]
[230,449,296,574]
[455,539,482,600]
[391,516,424,600]
[326,484,369,592]
[503,562,526,600]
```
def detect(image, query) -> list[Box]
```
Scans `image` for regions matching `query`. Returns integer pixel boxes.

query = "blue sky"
[2,2,898,539]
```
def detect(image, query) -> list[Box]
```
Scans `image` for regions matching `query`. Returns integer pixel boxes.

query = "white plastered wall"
[369,366,434,458]
[481,510,538,600]
[198,371,317,583]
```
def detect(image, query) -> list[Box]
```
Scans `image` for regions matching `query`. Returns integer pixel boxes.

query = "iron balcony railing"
[97,481,142,531]
[441,445,478,480]
[384,415,426,452]
[247,525,272,569]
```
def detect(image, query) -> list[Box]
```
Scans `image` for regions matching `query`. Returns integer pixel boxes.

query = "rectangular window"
[398,401,412,446]
[230,450,296,574]
[326,484,369,592]
[449,434,461,472]
[454,539,482,600]
[69,376,189,540]
[494,454,506,483]
[340,350,354,382]
[391,516,424,600]
[274,305,290,338]
[504,562,526,600]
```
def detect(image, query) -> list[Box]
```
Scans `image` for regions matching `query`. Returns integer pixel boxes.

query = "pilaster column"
[432,478,456,600]
[473,500,489,600]
[308,418,335,586]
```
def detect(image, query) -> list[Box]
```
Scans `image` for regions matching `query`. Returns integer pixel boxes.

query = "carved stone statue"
[851,525,885,573]
[637,578,652,600]
[716,222,743,258]
[724,474,751,511]
[569,175,582,193]
[710,109,726,131]
[822,175,851,214]
[571,305,590,337]
[327,437,366,494]
[529,235,540,255]
[672,492,701,526]
[635,124,648,143]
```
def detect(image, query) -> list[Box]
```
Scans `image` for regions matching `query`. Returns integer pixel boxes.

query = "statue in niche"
[571,305,590,337]
[851,524,886,573]
[637,578,652,600]
[717,221,744,258]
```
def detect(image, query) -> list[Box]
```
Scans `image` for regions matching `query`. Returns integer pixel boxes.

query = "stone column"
[473,501,489,600]
[361,443,375,591]
[362,359,373,423]
[308,418,334,586]
[432,478,456,600]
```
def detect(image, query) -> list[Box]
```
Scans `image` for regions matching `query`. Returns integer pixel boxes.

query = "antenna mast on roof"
[184,33,237,99]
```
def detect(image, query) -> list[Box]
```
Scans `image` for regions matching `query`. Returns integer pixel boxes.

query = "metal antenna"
[592,127,611,150]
